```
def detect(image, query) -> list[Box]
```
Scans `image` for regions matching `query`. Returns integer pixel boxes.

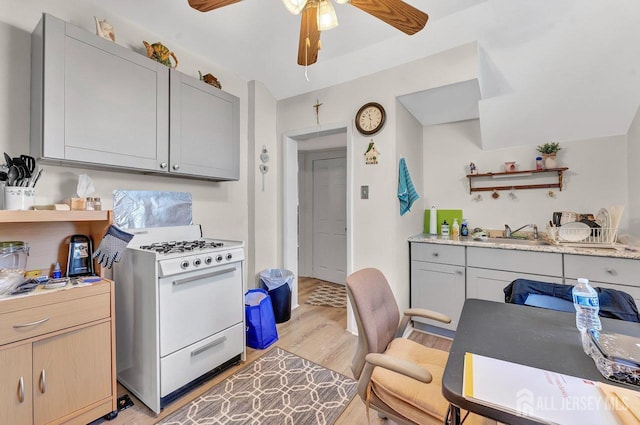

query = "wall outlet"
[361,185,369,199]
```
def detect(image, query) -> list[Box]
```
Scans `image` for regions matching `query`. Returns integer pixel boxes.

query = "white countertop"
[408,233,640,260]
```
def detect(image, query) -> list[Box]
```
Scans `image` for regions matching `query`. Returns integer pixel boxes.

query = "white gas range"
[113,225,245,414]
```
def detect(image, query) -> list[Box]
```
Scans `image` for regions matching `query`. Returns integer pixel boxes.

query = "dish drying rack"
[546,226,618,245]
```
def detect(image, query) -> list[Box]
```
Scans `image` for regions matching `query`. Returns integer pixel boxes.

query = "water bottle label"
[574,294,598,308]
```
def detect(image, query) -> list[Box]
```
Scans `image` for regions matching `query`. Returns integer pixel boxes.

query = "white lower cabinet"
[410,244,465,331]
[466,268,563,303]
[564,254,640,307]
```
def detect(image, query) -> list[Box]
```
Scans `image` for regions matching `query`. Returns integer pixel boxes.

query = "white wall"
[248,81,278,287]
[423,119,629,233]
[394,102,424,308]
[627,106,640,237]
[0,1,249,245]
[277,43,479,313]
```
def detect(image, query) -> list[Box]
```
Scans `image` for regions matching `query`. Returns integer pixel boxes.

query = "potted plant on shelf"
[536,142,561,169]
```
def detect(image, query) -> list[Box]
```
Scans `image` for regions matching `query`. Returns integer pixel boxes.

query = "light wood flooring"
[102,277,452,425]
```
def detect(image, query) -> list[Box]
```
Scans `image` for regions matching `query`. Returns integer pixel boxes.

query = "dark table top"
[442,298,640,425]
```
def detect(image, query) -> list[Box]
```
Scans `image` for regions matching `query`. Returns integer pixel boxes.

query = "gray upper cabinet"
[31,13,239,181]
[169,69,239,180]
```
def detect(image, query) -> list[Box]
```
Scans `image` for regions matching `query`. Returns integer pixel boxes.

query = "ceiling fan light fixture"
[334,0,350,4]
[282,0,308,15]
[317,0,339,31]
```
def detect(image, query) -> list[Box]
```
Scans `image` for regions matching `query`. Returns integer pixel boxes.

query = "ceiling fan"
[188,0,428,66]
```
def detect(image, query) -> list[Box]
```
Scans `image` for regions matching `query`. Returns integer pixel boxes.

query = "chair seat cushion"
[371,338,449,423]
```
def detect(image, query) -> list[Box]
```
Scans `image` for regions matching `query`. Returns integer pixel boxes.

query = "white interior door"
[312,156,347,284]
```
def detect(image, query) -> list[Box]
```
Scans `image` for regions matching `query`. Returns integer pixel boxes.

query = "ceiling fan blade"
[188,0,242,12]
[349,0,428,35]
[297,5,321,66]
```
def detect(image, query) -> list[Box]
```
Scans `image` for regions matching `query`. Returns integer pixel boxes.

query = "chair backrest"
[346,268,400,379]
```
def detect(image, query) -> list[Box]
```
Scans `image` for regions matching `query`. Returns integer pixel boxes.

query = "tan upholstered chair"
[346,268,492,425]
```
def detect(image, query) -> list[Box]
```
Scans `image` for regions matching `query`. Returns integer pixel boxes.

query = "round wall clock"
[355,102,386,135]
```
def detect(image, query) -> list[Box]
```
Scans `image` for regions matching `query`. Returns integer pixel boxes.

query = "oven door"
[158,261,243,357]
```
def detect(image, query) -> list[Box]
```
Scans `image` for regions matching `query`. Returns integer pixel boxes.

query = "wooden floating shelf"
[466,167,569,194]
[0,210,111,223]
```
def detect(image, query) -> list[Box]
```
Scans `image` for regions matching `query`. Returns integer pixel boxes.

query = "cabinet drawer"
[467,247,563,277]
[411,243,465,266]
[0,293,110,345]
[564,255,640,286]
[161,322,244,397]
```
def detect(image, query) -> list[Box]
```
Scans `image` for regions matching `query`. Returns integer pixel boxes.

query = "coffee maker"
[67,234,94,277]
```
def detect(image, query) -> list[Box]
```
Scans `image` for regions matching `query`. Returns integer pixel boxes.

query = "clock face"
[355,102,386,135]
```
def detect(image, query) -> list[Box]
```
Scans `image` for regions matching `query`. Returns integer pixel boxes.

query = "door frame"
[282,122,355,333]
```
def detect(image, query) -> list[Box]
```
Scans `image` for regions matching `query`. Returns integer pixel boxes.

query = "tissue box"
[68,198,87,210]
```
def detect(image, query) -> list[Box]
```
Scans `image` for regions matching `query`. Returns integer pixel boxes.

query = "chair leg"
[445,404,461,425]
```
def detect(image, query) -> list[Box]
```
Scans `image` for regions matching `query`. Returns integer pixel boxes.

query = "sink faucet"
[504,224,538,239]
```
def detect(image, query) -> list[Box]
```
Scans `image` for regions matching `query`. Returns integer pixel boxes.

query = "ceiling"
[86,0,487,100]
[85,0,640,148]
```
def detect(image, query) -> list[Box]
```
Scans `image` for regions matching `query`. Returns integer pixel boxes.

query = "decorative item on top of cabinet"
[143,41,178,68]
[94,17,115,41]
[536,142,562,169]
[198,71,221,89]
[466,167,568,194]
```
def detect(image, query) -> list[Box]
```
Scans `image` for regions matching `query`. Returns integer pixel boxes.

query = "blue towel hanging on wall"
[398,158,419,216]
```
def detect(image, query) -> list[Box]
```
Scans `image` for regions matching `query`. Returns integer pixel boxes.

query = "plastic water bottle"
[572,278,601,332]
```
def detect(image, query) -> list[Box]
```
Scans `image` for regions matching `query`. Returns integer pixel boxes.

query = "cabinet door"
[33,322,112,425]
[466,267,563,303]
[33,14,169,171]
[0,344,32,425]
[411,260,465,331]
[170,69,240,180]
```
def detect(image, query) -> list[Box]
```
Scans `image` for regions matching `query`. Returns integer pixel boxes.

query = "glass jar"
[0,241,29,271]
[86,197,95,211]
[536,156,544,170]
[93,197,101,211]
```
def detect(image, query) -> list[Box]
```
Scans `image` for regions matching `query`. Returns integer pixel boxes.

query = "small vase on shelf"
[542,153,557,169]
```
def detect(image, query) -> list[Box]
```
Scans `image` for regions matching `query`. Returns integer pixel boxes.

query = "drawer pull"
[13,317,49,328]
[432,252,439,257]
[173,268,236,286]
[191,336,227,357]
[455,270,464,275]
[606,268,616,275]
[18,377,24,403]
[39,369,46,394]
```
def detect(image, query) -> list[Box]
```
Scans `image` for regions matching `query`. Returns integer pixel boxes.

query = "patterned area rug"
[156,347,357,425]
[305,283,347,308]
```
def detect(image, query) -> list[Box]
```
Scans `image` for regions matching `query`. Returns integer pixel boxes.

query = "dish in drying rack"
[558,222,591,242]
[596,208,611,230]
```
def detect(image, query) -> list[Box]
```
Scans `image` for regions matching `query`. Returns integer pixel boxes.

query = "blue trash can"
[245,289,278,350]
[260,269,294,323]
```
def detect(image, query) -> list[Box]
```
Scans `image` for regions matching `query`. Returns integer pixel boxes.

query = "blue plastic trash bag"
[245,289,278,350]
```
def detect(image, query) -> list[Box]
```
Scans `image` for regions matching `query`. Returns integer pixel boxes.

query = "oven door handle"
[172,267,236,286]
[191,336,227,357]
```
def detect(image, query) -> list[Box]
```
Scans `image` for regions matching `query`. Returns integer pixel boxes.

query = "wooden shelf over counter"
[0,210,111,223]
[466,167,569,193]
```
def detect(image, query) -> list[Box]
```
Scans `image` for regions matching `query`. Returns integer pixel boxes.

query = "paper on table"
[463,353,638,425]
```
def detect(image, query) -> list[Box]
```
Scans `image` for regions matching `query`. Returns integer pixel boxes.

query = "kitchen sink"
[483,237,552,246]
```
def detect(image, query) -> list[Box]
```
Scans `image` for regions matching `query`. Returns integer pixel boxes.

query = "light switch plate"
[361,186,369,199]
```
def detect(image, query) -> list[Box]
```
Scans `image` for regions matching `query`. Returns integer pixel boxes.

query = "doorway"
[298,149,347,284]
[282,123,356,333]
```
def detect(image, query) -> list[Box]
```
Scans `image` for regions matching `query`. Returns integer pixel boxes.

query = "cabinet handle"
[173,164,180,170]
[456,270,464,275]
[191,336,227,357]
[605,268,616,275]
[432,252,439,257]
[13,317,49,328]
[160,162,168,169]
[39,369,46,394]
[18,377,24,403]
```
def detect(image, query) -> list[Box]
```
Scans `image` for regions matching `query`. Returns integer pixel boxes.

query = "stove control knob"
[204,256,213,265]
[180,260,190,270]
[215,255,223,263]
[226,253,233,261]
[193,258,202,267]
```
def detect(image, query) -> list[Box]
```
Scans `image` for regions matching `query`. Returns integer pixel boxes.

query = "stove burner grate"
[139,240,224,254]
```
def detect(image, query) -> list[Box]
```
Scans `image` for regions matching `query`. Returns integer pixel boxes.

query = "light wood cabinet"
[31,13,240,181]
[0,210,117,424]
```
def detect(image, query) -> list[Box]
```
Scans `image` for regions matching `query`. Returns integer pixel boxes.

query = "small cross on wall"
[313,99,323,124]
